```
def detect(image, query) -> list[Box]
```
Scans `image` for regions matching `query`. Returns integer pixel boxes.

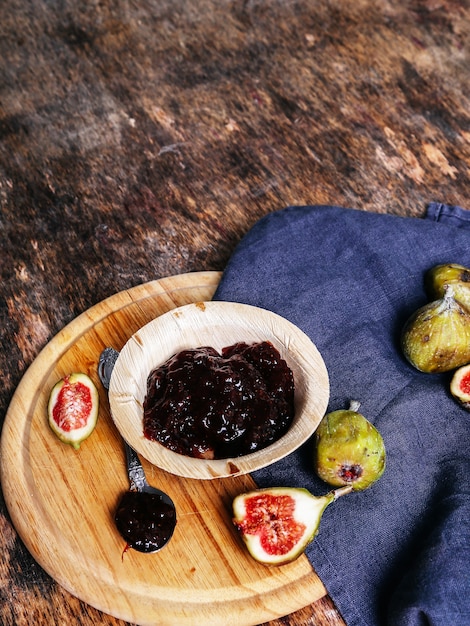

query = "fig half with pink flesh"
[232,485,351,566]
[47,372,99,449]
[450,364,470,411]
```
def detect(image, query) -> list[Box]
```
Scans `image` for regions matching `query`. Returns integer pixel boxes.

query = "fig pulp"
[232,485,351,565]
[47,372,99,449]
[425,263,470,310]
[314,401,386,491]
[450,363,470,411]
[401,287,470,373]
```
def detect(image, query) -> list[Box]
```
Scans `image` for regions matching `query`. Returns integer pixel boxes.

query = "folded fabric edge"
[426,202,470,226]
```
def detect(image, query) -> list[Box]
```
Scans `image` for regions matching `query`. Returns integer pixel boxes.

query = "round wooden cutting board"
[0,271,327,626]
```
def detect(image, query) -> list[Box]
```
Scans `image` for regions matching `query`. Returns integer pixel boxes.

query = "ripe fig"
[313,401,386,491]
[401,287,470,373]
[450,363,470,411]
[47,372,99,449]
[425,263,470,310]
[232,485,352,566]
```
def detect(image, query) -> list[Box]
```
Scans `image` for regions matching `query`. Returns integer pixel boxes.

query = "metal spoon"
[98,347,177,553]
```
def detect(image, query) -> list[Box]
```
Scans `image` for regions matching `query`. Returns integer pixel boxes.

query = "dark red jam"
[115,491,176,553]
[143,341,295,459]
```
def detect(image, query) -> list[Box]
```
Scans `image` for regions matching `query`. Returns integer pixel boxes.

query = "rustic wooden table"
[0,1,469,624]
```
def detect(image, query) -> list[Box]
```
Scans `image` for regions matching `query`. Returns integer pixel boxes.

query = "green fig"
[425,263,470,310]
[450,363,470,411]
[401,287,470,373]
[314,401,386,491]
[232,485,352,565]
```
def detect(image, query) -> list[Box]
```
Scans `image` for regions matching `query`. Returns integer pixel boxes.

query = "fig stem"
[442,284,456,308]
[348,400,361,412]
[332,485,354,500]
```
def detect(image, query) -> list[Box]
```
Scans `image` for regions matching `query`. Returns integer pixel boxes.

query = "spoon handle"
[125,442,149,492]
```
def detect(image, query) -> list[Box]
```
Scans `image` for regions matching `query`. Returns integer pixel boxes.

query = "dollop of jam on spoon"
[114,443,177,555]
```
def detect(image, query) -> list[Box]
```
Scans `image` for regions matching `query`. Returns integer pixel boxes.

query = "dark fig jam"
[143,341,295,459]
[115,491,176,553]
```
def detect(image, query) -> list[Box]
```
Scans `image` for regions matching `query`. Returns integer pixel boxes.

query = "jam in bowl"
[108,301,329,480]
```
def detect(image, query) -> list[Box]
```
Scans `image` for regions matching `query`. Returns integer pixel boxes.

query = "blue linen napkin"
[213,204,470,626]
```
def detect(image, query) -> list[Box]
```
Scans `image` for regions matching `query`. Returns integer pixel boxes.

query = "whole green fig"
[425,263,470,310]
[313,401,386,491]
[401,287,470,373]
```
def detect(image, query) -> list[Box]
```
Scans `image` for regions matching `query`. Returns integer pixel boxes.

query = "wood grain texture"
[1,272,329,626]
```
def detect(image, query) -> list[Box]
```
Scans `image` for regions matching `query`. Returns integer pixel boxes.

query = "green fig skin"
[232,485,351,566]
[401,288,470,373]
[425,263,470,310]
[314,405,386,491]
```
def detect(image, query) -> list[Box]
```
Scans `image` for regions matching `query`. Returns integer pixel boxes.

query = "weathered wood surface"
[1,0,469,624]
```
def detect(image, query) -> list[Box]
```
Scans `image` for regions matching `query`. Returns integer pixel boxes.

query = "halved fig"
[232,485,351,566]
[47,372,99,449]
[450,363,470,411]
